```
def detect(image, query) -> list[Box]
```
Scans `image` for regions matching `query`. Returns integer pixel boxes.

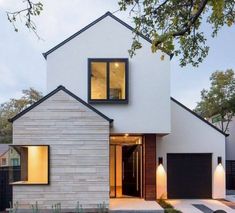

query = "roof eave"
[42,11,173,60]
[171,97,228,137]
[9,85,113,125]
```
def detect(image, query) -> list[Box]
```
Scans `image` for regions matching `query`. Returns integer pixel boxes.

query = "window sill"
[88,99,128,104]
[10,181,49,185]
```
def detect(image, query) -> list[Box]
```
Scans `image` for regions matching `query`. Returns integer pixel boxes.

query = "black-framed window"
[9,145,49,185]
[88,58,128,103]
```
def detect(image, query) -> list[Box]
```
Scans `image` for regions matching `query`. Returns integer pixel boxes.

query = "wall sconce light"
[158,157,163,165]
[218,156,222,165]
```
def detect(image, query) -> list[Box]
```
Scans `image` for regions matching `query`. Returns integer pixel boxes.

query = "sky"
[0,0,235,109]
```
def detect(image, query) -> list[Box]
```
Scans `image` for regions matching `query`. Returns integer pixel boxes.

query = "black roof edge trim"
[9,85,113,124]
[171,97,229,137]
[42,11,173,59]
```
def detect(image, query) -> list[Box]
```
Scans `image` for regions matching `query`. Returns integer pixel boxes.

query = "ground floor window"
[10,145,49,185]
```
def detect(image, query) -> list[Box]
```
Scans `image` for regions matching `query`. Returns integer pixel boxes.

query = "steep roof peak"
[42,11,173,59]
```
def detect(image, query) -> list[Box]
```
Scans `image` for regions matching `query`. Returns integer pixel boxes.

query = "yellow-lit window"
[91,62,107,99]
[10,145,49,185]
[88,59,128,103]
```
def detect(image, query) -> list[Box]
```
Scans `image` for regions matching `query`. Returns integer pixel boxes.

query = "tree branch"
[172,0,209,37]
[6,0,43,38]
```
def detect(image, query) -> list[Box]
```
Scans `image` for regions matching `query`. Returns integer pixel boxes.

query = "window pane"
[10,146,49,184]
[91,62,107,99]
[109,62,126,100]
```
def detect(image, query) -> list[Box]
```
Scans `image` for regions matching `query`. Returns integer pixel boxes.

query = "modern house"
[9,12,227,211]
[0,145,20,168]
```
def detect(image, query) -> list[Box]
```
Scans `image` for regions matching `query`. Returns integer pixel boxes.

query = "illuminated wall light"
[218,156,222,165]
[124,133,129,137]
[156,163,167,199]
[158,157,163,165]
[214,160,225,198]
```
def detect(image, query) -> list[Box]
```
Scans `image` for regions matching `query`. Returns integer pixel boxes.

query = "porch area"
[109,198,164,212]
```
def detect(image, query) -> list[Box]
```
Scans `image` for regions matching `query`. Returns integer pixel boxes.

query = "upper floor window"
[88,58,128,103]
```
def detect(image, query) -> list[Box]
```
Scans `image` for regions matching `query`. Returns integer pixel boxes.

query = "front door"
[122,145,141,197]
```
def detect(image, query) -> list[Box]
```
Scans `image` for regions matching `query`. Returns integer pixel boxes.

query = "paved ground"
[227,195,235,203]
[109,198,164,212]
[227,190,235,195]
[167,199,235,213]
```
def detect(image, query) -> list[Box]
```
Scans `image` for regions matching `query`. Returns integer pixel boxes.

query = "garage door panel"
[167,153,212,199]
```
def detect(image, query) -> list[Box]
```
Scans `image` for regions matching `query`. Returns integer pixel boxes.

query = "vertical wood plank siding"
[12,90,110,209]
[144,134,156,200]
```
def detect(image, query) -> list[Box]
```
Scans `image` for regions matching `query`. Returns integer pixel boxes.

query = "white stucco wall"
[46,15,171,134]
[156,99,226,199]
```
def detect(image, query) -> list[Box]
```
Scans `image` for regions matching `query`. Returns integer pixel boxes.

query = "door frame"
[109,135,143,198]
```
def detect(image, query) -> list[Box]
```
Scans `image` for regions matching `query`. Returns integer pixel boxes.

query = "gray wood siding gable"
[13,90,110,209]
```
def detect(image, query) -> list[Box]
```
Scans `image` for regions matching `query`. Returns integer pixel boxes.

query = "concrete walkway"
[109,198,164,212]
[227,195,235,203]
[168,199,235,213]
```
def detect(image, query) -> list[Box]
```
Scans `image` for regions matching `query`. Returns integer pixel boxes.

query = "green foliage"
[0,88,43,143]
[52,203,61,213]
[6,1,43,38]
[75,201,84,213]
[97,201,108,213]
[118,0,235,67]
[31,201,40,213]
[157,197,182,213]
[165,209,182,213]
[195,69,235,132]
[157,198,173,209]
[9,201,19,213]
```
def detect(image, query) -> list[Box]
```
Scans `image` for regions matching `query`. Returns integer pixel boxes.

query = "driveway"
[167,199,235,213]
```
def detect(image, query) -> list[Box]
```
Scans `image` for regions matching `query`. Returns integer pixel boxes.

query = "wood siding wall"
[12,90,110,209]
[144,134,156,200]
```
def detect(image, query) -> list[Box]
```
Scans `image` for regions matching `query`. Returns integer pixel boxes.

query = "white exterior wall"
[46,15,171,134]
[156,100,226,199]
[12,90,110,210]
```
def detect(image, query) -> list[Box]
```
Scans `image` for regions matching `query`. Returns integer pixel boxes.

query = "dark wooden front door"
[122,145,141,197]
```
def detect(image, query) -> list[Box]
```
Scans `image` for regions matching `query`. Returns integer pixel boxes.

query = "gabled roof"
[42,11,173,59]
[9,86,113,124]
[171,97,229,137]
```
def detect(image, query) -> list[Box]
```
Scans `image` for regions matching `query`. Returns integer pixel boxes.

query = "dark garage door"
[167,153,212,199]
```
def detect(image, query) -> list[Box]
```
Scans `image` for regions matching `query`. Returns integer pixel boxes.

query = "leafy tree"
[194,69,235,133]
[6,0,43,38]
[118,0,235,66]
[0,88,43,144]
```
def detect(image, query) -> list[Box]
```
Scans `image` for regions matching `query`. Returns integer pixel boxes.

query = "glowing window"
[10,145,49,185]
[88,59,128,103]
